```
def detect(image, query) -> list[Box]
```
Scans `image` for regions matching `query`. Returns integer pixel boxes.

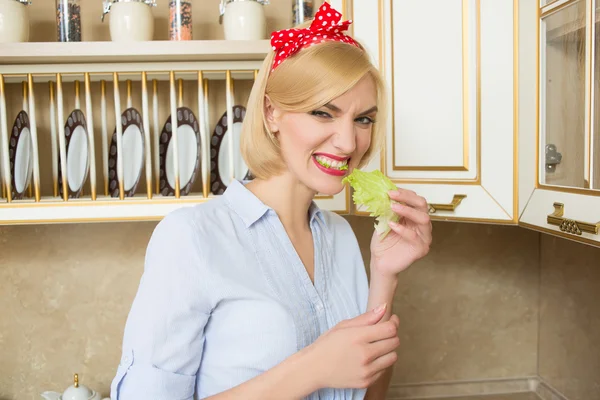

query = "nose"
[331,118,356,155]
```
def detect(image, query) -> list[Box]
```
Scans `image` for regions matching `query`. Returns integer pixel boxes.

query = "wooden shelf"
[0,40,272,65]
[0,192,348,224]
[0,195,211,224]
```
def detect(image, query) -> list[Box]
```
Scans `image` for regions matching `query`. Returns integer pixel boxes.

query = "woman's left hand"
[370,189,432,277]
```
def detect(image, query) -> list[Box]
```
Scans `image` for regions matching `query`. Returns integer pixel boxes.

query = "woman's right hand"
[304,304,400,390]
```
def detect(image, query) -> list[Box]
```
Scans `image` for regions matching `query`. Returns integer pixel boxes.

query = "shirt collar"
[223,179,326,228]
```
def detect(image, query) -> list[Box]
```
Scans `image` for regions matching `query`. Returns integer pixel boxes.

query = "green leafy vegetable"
[342,169,399,239]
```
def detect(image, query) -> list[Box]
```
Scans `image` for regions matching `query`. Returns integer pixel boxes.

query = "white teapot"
[41,373,110,400]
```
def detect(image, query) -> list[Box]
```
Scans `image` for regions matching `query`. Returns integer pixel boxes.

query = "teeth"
[315,155,348,169]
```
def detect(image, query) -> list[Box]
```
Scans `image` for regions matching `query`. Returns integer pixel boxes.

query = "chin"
[309,180,346,197]
[305,164,351,196]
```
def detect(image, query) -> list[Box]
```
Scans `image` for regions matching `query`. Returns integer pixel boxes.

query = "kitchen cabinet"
[351,0,599,248]
[0,0,350,225]
[518,0,600,247]
[2,0,598,249]
[350,0,517,224]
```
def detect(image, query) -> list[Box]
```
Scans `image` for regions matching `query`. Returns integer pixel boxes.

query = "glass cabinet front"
[594,1,600,189]
[540,0,590,190]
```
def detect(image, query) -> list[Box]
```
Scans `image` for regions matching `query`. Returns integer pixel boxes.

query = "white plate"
[108,108,146,197]
[8,110,33,199]
[58,109,90,198]
[210,105,252,195]
[159,107,201,196]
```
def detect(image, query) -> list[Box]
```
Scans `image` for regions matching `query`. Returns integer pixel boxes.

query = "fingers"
[390,314,400,328]
[391,202,430,226]
[336,303,387,330]
[388,221,432,253]
[362,370,385,389]
[367,350,399,377]
[387,221,419,243]
[388,189,428,213]
[367,336,400,363]
[388,190,433,246]
[360,319,398,343]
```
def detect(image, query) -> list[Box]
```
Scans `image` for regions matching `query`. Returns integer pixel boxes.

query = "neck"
[245,174,316,232]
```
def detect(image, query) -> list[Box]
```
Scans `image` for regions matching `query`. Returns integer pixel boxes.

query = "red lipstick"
[312,156,348,177]
[313,152,350,161]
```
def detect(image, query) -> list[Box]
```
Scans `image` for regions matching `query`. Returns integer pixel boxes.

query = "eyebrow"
[360,106,378,115]
[323,103,378,115]
[323,103,342,113]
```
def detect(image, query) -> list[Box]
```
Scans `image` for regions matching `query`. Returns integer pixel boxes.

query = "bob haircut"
[240,33,387,180]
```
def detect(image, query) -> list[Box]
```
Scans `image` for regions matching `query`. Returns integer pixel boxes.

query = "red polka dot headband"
[269,2,360,72]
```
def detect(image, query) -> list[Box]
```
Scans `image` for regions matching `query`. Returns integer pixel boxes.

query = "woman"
[110,3,432,399]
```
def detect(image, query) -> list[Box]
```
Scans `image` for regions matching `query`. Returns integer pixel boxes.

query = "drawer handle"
[547,202,600,236]
[428,194,467,213]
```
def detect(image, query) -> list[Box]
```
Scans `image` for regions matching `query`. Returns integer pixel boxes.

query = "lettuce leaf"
[342,169,399,239]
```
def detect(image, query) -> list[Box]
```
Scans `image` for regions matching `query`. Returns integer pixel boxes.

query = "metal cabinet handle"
[428,194,467,214]
[547,202,600,236]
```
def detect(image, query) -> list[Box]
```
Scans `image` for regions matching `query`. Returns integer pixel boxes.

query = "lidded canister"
[169,0,193,40]
[292,0,313,26]
[0,0,31,43]
[56,0,82,42]
[102,0,156,42]
[219,0,269,41]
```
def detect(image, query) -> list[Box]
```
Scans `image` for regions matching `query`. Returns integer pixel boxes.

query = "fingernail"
[392,203,401,210]
[373,303,387,314]
[388,221,398,227]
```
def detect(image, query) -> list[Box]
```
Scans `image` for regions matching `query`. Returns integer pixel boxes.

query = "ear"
[263,95,280,133]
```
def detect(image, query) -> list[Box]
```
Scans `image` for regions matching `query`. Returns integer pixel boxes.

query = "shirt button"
[315,303,324,312]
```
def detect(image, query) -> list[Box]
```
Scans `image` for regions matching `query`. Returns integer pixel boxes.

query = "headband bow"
[269,2,360,72]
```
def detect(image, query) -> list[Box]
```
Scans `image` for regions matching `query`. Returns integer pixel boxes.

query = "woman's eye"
[310,110,332,119]
[356,116,375,125]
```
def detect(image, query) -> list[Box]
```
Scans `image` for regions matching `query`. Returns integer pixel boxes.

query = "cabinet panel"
[520,189,600,246]
[593,1,600,189]
[389,0,469,171]
[382,0,478,181]
[540,1,588,189]
[351,0,516,223]
[518,0,600,248]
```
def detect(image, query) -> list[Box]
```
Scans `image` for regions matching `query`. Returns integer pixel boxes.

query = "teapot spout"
[41,391,61,400]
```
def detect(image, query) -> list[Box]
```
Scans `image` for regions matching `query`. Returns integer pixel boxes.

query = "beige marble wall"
[0,218,542,400]
[0,222,156,400]
[346,217,540,385]
[538,235,600,400]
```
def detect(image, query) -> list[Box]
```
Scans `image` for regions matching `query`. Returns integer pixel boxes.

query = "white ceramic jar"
[102,0,156,42]
[0,0,30,43]
[219,0,269,41]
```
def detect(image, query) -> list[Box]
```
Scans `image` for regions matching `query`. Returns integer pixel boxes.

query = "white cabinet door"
[315,190,351,214]
[518,0,600,247]
[350,0,517,223]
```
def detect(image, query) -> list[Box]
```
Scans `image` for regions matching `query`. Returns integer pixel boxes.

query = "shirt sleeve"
[110,208,213,400]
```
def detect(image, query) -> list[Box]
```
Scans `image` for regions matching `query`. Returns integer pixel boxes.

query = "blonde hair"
[240,36,387,180]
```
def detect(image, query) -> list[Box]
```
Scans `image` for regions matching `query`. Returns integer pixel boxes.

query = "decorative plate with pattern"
[58,109,89,199]
[8,110,33,200]
[158,107,201,196]
[108,107,146,198]
[210,105,252,195]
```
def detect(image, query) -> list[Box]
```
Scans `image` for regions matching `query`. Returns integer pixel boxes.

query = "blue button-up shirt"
[110,180,369,399]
